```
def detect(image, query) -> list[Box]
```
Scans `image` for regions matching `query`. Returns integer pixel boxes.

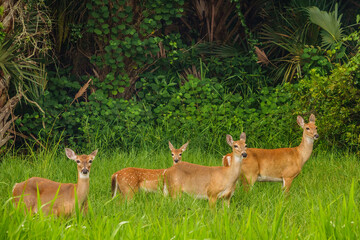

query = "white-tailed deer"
[12,148,98,216]
[164,133,247,207]
[222,114,319,191]
[111,141,189,200]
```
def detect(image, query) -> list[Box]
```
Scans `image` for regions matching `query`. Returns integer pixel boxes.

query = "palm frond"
[195,42,242,58]
[0,35,47,100]
[307,4,343,48]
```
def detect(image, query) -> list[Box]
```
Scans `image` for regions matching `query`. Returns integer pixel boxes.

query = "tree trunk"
[0,93,22,148]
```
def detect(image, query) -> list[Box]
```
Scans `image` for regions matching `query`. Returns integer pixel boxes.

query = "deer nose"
[174,159,179,163]
[242,152,247,158]
[81,169,89,174]
[314,134,319,139]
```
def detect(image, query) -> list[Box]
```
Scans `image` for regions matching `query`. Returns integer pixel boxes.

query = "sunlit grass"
[0,149,359,239]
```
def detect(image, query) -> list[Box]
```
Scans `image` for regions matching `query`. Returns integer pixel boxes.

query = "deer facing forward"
[12,148,98,217]
[223,114,319,191]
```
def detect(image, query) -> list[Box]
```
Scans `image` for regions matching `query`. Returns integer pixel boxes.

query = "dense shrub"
[86,0,185,99]
[17,65,296,152]
[292,48,360,151]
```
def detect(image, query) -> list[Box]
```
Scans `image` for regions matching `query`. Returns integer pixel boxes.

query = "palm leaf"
[0,35,47,100]
[307,4,343,48]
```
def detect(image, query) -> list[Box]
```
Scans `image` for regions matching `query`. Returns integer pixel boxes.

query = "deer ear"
[240,132,246,141]
[226,134,233,147]
[180,141,189,152]
[65,148,77,160]
[168,141,175,151]
[90,149,98,159]
[309,114,316,123]
[297,116,305,128]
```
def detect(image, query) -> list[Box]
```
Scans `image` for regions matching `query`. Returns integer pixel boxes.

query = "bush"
[17,66,296,152]
[292,49,360,151]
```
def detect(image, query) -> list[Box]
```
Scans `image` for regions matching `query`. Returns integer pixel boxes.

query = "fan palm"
[307,3,344,48]
[260,0,342,82]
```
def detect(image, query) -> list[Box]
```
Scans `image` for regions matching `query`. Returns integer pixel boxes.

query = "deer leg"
[283,177,294,192]
[208,196,217,208]
[224,197,231,208]
[82,200,88,215]
[241,173,256,192]
[123,189,136,200]
[117,183,136,201]
[240,174,250,192]
[170,186,182,199]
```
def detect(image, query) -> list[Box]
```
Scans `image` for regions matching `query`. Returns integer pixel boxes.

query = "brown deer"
[164,133,247,207]
[12,148,98,216]
[222,114,319,191]
[111,141,189,200]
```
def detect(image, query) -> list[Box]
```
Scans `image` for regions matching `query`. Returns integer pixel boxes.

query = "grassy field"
[0,147,359,239]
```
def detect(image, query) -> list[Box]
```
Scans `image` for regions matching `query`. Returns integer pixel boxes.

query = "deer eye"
[234,145,238,148]
[179,153,182,156]
[89,160,93,163]
[76,160,80,164]
[306,127,310,130]
[172,154,174,156]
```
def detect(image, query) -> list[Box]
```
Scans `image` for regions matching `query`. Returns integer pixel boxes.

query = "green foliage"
[260,0,350,82]
[10,0,360,154]
[261,1,319,82]
[18,62,295,151]
[139,68,294,149]
[292,46,360,151]
[0,35,47,100]
[301,46,333,76]
[193,43,269,91]
[308,3,344,49]
[86,0,185,98]
[0,6,4,43]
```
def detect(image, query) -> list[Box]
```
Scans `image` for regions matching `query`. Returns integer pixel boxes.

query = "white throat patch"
[305,136,314,144]
[79,172,90,179]
[233,155,243,164]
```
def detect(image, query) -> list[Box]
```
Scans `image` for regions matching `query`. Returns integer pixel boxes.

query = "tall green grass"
[0,148,359,239]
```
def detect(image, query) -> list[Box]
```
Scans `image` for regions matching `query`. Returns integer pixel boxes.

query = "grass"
[0,147,359,239]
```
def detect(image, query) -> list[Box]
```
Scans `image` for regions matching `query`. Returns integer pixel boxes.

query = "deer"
[164,133,247,207]
[12,148,98,217]
[222,114,319,192]
[111,141,189,200]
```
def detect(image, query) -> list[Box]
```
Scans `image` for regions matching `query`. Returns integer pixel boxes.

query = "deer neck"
[76,172,90,205]
[297,132,314,166]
